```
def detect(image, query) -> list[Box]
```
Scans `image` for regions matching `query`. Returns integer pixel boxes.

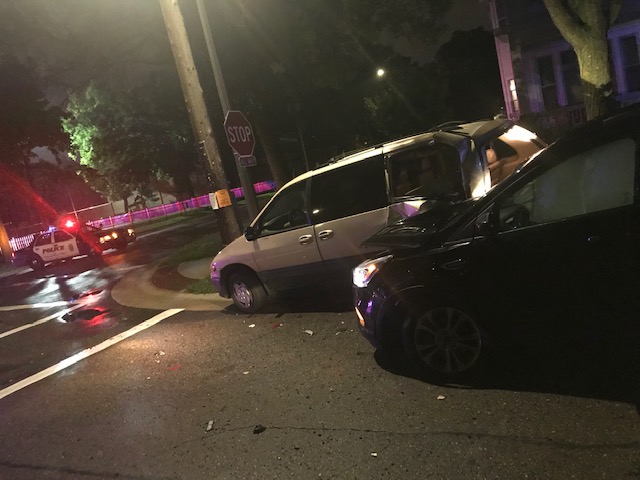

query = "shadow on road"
[373,327,640,410]
[220,286,354,316]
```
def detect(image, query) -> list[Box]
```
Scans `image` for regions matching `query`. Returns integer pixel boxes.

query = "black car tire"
[28,254,44,271]
[402,304,484,380]
[228,271,267,314]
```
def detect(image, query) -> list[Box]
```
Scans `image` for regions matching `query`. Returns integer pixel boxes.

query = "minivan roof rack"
[326,143,384,164]
[427,120,468,133]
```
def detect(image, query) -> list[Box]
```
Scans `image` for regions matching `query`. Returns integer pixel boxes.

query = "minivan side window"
[497,137,636,230]
[257,180,309,236]
[389,145,464,200]
[309,157,387,224]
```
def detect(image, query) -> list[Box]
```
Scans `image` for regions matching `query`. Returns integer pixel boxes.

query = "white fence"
[7,181,277,254]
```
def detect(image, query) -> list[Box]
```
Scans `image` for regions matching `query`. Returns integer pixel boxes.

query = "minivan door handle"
[318,230,334,240]
[298,234,314,245]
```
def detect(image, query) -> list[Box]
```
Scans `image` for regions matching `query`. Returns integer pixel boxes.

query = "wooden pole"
[159,0,241,244]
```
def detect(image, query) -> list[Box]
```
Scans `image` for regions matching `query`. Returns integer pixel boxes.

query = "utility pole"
[159,0,241,245]
[195,0,259,220]
[0,218,11,263]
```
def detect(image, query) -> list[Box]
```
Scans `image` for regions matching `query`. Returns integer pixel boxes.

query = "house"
[487,0,640,139]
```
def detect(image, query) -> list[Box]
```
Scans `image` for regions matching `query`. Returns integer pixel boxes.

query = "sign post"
[224,111,259,216]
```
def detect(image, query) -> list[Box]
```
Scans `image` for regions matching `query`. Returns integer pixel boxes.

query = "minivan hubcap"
[413,307,481,374]
[232,282,252,308]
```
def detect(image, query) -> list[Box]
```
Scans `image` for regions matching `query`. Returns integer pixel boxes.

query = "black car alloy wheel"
[403,305,483,378]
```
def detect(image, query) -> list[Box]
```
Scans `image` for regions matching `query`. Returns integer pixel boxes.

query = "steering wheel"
[288,209,307,227]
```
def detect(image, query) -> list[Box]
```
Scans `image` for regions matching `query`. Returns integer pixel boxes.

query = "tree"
[203,0,455,177]
[63,81,201,210]
[542,0,623,119]
[0,56,69,226]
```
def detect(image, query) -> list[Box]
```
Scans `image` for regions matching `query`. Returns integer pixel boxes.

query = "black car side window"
[497,137,636,230]
[257,180,309,236]
[310,157,387,224]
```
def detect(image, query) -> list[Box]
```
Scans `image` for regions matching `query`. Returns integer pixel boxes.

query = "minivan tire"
[228,271,267,314]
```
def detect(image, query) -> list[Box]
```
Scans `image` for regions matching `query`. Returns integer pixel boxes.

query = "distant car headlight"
[127,228,135,235]
[111,232,118,239]
[353,254,393,288]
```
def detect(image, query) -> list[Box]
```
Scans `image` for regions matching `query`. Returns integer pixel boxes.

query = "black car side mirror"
[244,225,257,241]
[475,209,498,236]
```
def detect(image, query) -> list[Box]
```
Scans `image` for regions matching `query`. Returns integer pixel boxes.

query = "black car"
[353,105,640,380]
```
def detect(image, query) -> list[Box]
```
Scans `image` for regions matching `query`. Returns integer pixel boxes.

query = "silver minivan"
[211,119,545,312]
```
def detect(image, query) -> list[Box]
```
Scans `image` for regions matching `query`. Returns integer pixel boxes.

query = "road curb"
[111,264,232,312]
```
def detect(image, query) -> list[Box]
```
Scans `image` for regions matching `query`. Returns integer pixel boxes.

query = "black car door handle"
[441,258,468,271]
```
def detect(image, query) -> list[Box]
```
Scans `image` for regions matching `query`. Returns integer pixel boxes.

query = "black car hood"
[363,199,477,249]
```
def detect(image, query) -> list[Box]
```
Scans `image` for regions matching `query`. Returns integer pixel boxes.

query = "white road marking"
[0,304,85,340]
[0,308,184,401]
[0,302,71,311]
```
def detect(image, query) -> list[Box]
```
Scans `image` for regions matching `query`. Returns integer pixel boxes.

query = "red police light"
[64,219,76,229]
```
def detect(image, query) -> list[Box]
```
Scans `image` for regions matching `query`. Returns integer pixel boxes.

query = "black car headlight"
[353,254,393,288]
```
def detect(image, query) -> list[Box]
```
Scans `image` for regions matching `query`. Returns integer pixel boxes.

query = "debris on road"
[371,452,378,457]
[304,330,313,336]
[249,324,256,328]
[272,323,283,329]
[154,351,166,363]
[253,424,266,434]
[437,395,445,400]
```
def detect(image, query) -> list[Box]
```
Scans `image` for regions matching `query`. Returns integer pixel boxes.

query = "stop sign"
[224,110,255,157]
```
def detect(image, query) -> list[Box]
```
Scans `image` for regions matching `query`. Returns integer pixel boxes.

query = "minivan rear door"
[309,156,389,283]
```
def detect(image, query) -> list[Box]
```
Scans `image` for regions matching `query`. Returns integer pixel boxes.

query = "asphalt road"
[0,216,638,479]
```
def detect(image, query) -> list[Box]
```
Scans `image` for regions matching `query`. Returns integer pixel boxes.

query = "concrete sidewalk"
[111,258,231,312]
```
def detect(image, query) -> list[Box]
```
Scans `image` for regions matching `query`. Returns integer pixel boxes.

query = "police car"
[11,222,136,271]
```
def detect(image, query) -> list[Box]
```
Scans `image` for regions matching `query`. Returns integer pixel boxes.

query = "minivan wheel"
[29,255,44,271]
[402,305,483,379]
[228,271,267,314]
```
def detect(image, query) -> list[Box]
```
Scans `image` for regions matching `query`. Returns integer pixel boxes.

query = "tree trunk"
[575,41,618,119]
[542,0,622,120]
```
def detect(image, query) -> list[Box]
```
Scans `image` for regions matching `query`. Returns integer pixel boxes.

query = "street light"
[376,68,386,78]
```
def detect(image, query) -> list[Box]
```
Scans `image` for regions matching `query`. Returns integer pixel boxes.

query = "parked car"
[211,119,545,313]
[353,105,640,380]
[12,223,136,271]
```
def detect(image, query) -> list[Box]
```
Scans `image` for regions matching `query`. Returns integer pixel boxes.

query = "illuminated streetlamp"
[376,68,386,78]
